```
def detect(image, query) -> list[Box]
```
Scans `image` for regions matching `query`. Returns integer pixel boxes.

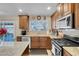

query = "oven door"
[53,42,62,56]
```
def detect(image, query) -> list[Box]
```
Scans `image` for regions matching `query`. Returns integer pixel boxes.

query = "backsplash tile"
[61,29,79,37]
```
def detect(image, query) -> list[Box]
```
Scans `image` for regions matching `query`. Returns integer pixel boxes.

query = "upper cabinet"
[57,3,75,17]
[51,11,59,29]
[64,3,75,15]
[51,3,76,30]
[75,4,79,29]
[19,15,29,29]
[64,3,72,15]
[57,4,64,18]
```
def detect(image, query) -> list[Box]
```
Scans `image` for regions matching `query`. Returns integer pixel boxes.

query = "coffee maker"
[21,29,26,35]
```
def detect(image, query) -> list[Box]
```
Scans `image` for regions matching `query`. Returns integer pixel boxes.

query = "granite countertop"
[63,47,79,56]
[0,42,29,56]
[18,34,59,39]
[18,32,61,39]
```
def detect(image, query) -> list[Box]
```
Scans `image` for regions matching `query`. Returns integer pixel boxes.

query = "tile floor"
[29,49,52,56]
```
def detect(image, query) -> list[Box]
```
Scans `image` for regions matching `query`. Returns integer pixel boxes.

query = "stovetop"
[52,38,79,47]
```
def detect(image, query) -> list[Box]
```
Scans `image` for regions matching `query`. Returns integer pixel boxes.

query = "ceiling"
[0,3,58,16]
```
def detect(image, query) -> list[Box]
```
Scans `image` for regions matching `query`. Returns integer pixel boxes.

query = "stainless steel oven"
[53,41,63,56]
[51,35,79,56]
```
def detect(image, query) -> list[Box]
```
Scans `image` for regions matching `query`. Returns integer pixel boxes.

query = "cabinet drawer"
[40,37,48,41]
[31,37,39,42]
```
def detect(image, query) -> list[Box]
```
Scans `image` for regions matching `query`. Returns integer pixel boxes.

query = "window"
[0,20,15,42]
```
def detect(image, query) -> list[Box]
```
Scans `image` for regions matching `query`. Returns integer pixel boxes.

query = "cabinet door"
[40,37,47,48]
[63,49,72,56]
[64,3,70,13]
[46,37,51,49]
[31,37,39,42]
[64,3,75,15]
[40,37,51,49]
[19,15,29,29]
[31,37,40,48]
[75,4,79,28]
[40,42,47,48]
[58,4,64,18]
[31,41,39,48]
[51,12,59,29]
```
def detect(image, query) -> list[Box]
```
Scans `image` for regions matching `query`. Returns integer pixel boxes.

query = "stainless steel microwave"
[56,13,75,29]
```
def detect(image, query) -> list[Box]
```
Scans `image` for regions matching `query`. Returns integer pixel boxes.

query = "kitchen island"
[0,42,29,56]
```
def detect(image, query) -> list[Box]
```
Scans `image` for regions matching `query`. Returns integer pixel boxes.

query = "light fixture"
[47,6,51,10]
[19,9,23,12]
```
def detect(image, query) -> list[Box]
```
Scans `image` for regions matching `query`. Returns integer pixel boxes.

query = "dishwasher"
[22,36,31,48]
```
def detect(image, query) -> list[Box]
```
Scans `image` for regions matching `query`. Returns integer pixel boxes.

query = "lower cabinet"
[63,49,72,56]
[31,41,39,48]
[31,37,51,49]
[22,45,29,56]
[40,41,47,48]
[16,36,22,41]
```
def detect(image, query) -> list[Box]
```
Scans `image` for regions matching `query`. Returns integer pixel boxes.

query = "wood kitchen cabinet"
[63,49,72,56]
[51,11,59,29]
[51,3,76,30]
[22,45,29,56]
[31,37,51,49]
[75,3,79,29]
[58,4,64,18]
[19,15,29,29]
[31,37,39,48]
[64,3,72,15]
[40,37,50,49]
[64,3,75,15]
[57,3,75,17]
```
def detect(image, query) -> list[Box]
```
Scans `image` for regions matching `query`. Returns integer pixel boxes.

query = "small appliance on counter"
[21,30,26,35]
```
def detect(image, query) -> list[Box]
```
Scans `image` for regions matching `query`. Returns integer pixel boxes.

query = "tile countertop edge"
[15,42,30,56]
[0,42,30,56]
[63,47,79,56]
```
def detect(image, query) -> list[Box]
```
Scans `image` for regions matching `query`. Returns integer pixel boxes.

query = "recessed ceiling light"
[19,9,23,12]
[47,6,51,10]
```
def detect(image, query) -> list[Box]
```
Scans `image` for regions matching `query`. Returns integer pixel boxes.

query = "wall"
[0,16,20,39]
[29,16,51,33]
[0,15,51,38]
